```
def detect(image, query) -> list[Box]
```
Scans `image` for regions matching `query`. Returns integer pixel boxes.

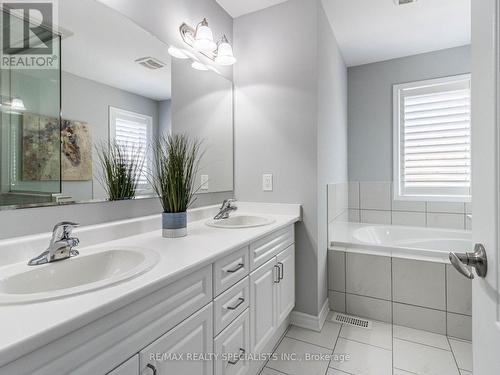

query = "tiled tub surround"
[328,182,472,230]
[328,249,472,341]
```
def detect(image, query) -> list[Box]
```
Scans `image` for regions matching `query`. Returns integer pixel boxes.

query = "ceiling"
[59,0,171,101]
[322,0,471,67]
[215,0,289,18]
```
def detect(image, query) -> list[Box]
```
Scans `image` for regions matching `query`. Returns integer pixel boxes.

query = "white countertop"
[0,203,301,367]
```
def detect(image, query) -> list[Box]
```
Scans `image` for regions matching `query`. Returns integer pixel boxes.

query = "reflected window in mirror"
[109,107,153,193]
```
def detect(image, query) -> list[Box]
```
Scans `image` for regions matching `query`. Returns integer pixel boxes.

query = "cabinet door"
[250,257,278,354]
[277,245,295,326]
[140,303,213,375]
[214,309,250,375]
[108,355,139,375]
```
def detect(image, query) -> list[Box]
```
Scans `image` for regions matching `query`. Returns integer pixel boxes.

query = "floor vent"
[330,312,372,329]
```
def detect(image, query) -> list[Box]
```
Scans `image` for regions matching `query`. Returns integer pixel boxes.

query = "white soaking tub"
[329,221,472,263]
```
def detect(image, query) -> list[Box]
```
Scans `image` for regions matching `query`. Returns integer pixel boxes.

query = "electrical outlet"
[201,175,209,191]
[262,174,273,192]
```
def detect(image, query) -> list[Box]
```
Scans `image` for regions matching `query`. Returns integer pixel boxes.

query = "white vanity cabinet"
[276,245,295,325]
[4,224,296,375]
[249,244,295,354]
[139,303,214,375]
[249,257,278,354]
[213,309,251,375]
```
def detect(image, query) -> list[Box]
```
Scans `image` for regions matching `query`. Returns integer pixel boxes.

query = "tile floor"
[260,312,472,375]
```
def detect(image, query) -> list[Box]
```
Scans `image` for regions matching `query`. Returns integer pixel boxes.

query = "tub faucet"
[28,222,80,266]
[214,199,237,220]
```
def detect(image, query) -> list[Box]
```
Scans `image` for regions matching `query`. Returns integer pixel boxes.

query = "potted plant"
[96,141,145,201]
[150,134,203,238]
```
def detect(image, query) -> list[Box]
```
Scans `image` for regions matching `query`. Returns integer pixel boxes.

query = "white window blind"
[109,107,152,188]
[393,74,471,202]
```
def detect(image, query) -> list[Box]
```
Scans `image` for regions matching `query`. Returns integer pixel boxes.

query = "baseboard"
[290,299,329,332]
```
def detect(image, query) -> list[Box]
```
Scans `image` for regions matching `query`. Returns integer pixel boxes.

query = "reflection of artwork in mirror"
[21,113,60,181]
[61,119,92,181]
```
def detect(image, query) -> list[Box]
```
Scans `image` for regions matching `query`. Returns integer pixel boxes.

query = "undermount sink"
[206,215,276,229]
[0,248,159,305]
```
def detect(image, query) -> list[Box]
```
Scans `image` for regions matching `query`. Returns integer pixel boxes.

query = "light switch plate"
[201,175,209,191]
[262,174,273,192]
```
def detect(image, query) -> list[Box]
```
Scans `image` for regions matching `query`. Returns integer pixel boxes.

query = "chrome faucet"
[28,222,80,266]
[214,199,238,220]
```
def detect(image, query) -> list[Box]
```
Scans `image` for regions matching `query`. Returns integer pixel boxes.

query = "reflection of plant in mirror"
[151,134,203,213]
[96,141,145,201]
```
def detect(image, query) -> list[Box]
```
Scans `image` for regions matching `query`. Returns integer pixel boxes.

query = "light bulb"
[215,39,236,66]
[193,18,217,52]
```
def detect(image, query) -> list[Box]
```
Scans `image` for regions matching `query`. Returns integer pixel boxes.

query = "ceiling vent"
[394,0,418,5]
[135,57,166,70]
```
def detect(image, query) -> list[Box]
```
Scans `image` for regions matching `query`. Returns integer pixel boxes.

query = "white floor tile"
[394,325,450,350]
[259,368,285,375]
[286,321,341,349]
[394,338,460,375]
[340,320,392,350]
[449,338,473,372]
[331,337,392,375]
[267,337,331,375]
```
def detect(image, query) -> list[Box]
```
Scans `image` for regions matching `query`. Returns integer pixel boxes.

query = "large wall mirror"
[0,0,234,209]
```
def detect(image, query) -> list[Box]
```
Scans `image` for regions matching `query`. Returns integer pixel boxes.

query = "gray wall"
[234,0,348,316]
[348,45,471,182]
[171,59,234,194]
[159,100,172,137]
[317,2,348,311]
[61,71,162,202]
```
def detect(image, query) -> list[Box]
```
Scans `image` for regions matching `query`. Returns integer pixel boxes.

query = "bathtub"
[329,221,472,263]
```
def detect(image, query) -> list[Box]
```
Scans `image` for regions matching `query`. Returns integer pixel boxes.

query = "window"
[393,74,471,202]
[109,107,152,189]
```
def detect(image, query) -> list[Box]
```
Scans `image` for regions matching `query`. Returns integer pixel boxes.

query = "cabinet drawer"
[214,277,250,336]
[214,309,250,375]
[249,226,294,271]
[140,303,213,375]
[213,246,249,296]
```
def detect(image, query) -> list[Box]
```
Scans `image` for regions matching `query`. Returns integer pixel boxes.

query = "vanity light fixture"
[179,18,237,66]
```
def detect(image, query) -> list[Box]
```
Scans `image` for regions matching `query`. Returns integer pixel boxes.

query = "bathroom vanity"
[0,203,300,375]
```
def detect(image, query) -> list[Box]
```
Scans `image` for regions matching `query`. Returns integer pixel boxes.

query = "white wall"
[348,45,471,181]
[234,0,348,316]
